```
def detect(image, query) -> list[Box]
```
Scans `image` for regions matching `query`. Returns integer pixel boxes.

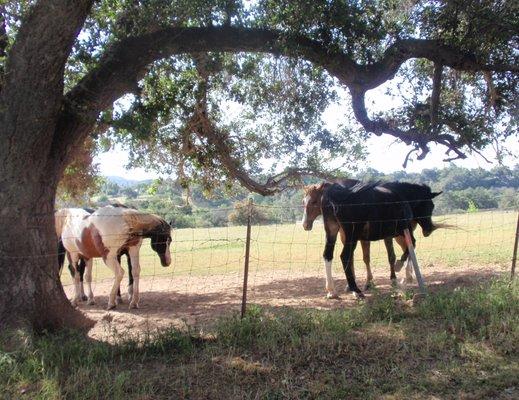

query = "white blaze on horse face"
[164,239,172,266]
[302,195,310,230]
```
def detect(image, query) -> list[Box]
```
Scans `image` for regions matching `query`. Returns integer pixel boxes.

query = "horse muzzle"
[303,222,313,231]
[160,254,171,267]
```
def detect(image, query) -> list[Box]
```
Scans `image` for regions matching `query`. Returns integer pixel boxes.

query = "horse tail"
[432,222,461,231]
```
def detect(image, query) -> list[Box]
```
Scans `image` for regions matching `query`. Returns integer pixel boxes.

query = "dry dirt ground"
[64,262,509,342]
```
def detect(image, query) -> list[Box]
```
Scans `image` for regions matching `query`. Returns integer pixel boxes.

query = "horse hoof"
[394,260,404,272]
[390,279,398,287]
[107,304,116,310]
[129,302,139,309]
[81,295,88,302]
[325,293,340,300]
[87,298,95,306]
[364,282,375,291]
[116,296,123,305]
[352,291,365,299]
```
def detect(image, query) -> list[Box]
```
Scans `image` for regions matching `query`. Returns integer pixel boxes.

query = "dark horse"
[302,180,441,298]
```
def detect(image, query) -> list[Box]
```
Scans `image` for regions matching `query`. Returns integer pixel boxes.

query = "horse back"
[323,183,413,241]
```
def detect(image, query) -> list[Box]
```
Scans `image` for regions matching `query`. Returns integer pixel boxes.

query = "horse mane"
[383,181,433,200]
[120,208,170,236]
[349,180,383,194]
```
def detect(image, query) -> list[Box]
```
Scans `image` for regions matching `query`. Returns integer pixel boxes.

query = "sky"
[95,84,518,181]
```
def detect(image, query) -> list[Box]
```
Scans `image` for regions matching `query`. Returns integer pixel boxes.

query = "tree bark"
[0,0,94,332]
[0,179,92,331]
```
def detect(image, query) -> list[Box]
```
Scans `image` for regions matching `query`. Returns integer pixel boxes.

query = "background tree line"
[74,164,519,228]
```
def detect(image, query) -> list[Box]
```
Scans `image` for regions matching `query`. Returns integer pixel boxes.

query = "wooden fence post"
[241,198,253,318]
[511,210,519,279]
[403,228,427,295]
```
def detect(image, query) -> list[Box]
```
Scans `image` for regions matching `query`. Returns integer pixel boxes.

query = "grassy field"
[62,209,518,284]
[2,278,518,399]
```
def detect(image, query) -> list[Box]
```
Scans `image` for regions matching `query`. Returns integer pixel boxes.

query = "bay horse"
[302,181,441,298]
[56,205,172,309]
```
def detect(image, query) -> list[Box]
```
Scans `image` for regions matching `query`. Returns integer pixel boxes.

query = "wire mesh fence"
[51,204,519,315]
[0,200,514,338]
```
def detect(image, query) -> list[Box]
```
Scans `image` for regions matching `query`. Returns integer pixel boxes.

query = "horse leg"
[116,252,123,304]
[127,252,134,302]
[77,258,87,301]
[405,232,417,284]
[103,254,125,310]
[394,235,408,272]
[69,253,82,307]
[84,259,95,305]
[340,239,363,298]
[384,237,398,287]
[360,240,374,290]
[127,245,141,309]
[340,227,355,293]
[323,221,339,299]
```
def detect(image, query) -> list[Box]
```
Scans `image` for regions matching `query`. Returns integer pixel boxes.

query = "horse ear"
[431,191,443,198]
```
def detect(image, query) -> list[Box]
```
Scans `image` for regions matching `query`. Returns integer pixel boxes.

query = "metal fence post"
[403,228,427,295]
[511,210,519,279]
[241,198,253,318]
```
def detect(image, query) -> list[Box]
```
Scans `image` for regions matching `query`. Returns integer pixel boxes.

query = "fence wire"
[1,204,517,317]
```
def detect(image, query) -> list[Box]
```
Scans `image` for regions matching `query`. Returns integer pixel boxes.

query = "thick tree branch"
[350,88,469,163]
[364,39,519,89]
[0,0,94,186]
[188,109,322,195]
[54,26,517,174]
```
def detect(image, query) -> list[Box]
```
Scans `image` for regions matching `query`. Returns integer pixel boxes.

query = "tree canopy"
[2,0,517,196]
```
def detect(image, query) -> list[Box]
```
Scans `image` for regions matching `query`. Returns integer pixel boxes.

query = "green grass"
[61,210,517,284]
[2,278,518,399]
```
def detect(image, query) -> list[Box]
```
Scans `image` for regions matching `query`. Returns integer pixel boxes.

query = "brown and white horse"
[56,205,172,309]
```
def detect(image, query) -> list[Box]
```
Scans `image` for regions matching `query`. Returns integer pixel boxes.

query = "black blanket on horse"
[323,181,414,242]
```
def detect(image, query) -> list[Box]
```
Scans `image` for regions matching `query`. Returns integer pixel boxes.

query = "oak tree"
[0,0,517,331]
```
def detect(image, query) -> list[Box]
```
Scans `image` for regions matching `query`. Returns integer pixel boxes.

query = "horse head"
[149,221,172,267]
[414,189,443,237]
[302,182,329,231]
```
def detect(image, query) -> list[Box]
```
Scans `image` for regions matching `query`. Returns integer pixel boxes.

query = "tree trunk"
[0,0,94,332]
[0,166,93,331]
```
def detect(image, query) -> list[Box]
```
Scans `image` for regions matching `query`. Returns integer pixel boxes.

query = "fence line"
[1,205,518,318]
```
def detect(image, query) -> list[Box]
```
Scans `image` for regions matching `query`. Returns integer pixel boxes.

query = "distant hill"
[105,176,152,187]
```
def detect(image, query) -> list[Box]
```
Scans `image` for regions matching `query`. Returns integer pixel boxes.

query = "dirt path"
[64,262,508,342]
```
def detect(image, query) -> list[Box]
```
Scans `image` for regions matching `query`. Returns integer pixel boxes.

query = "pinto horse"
[57,206,137,304]
[56,205,172,309]
[302,181,441,298]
